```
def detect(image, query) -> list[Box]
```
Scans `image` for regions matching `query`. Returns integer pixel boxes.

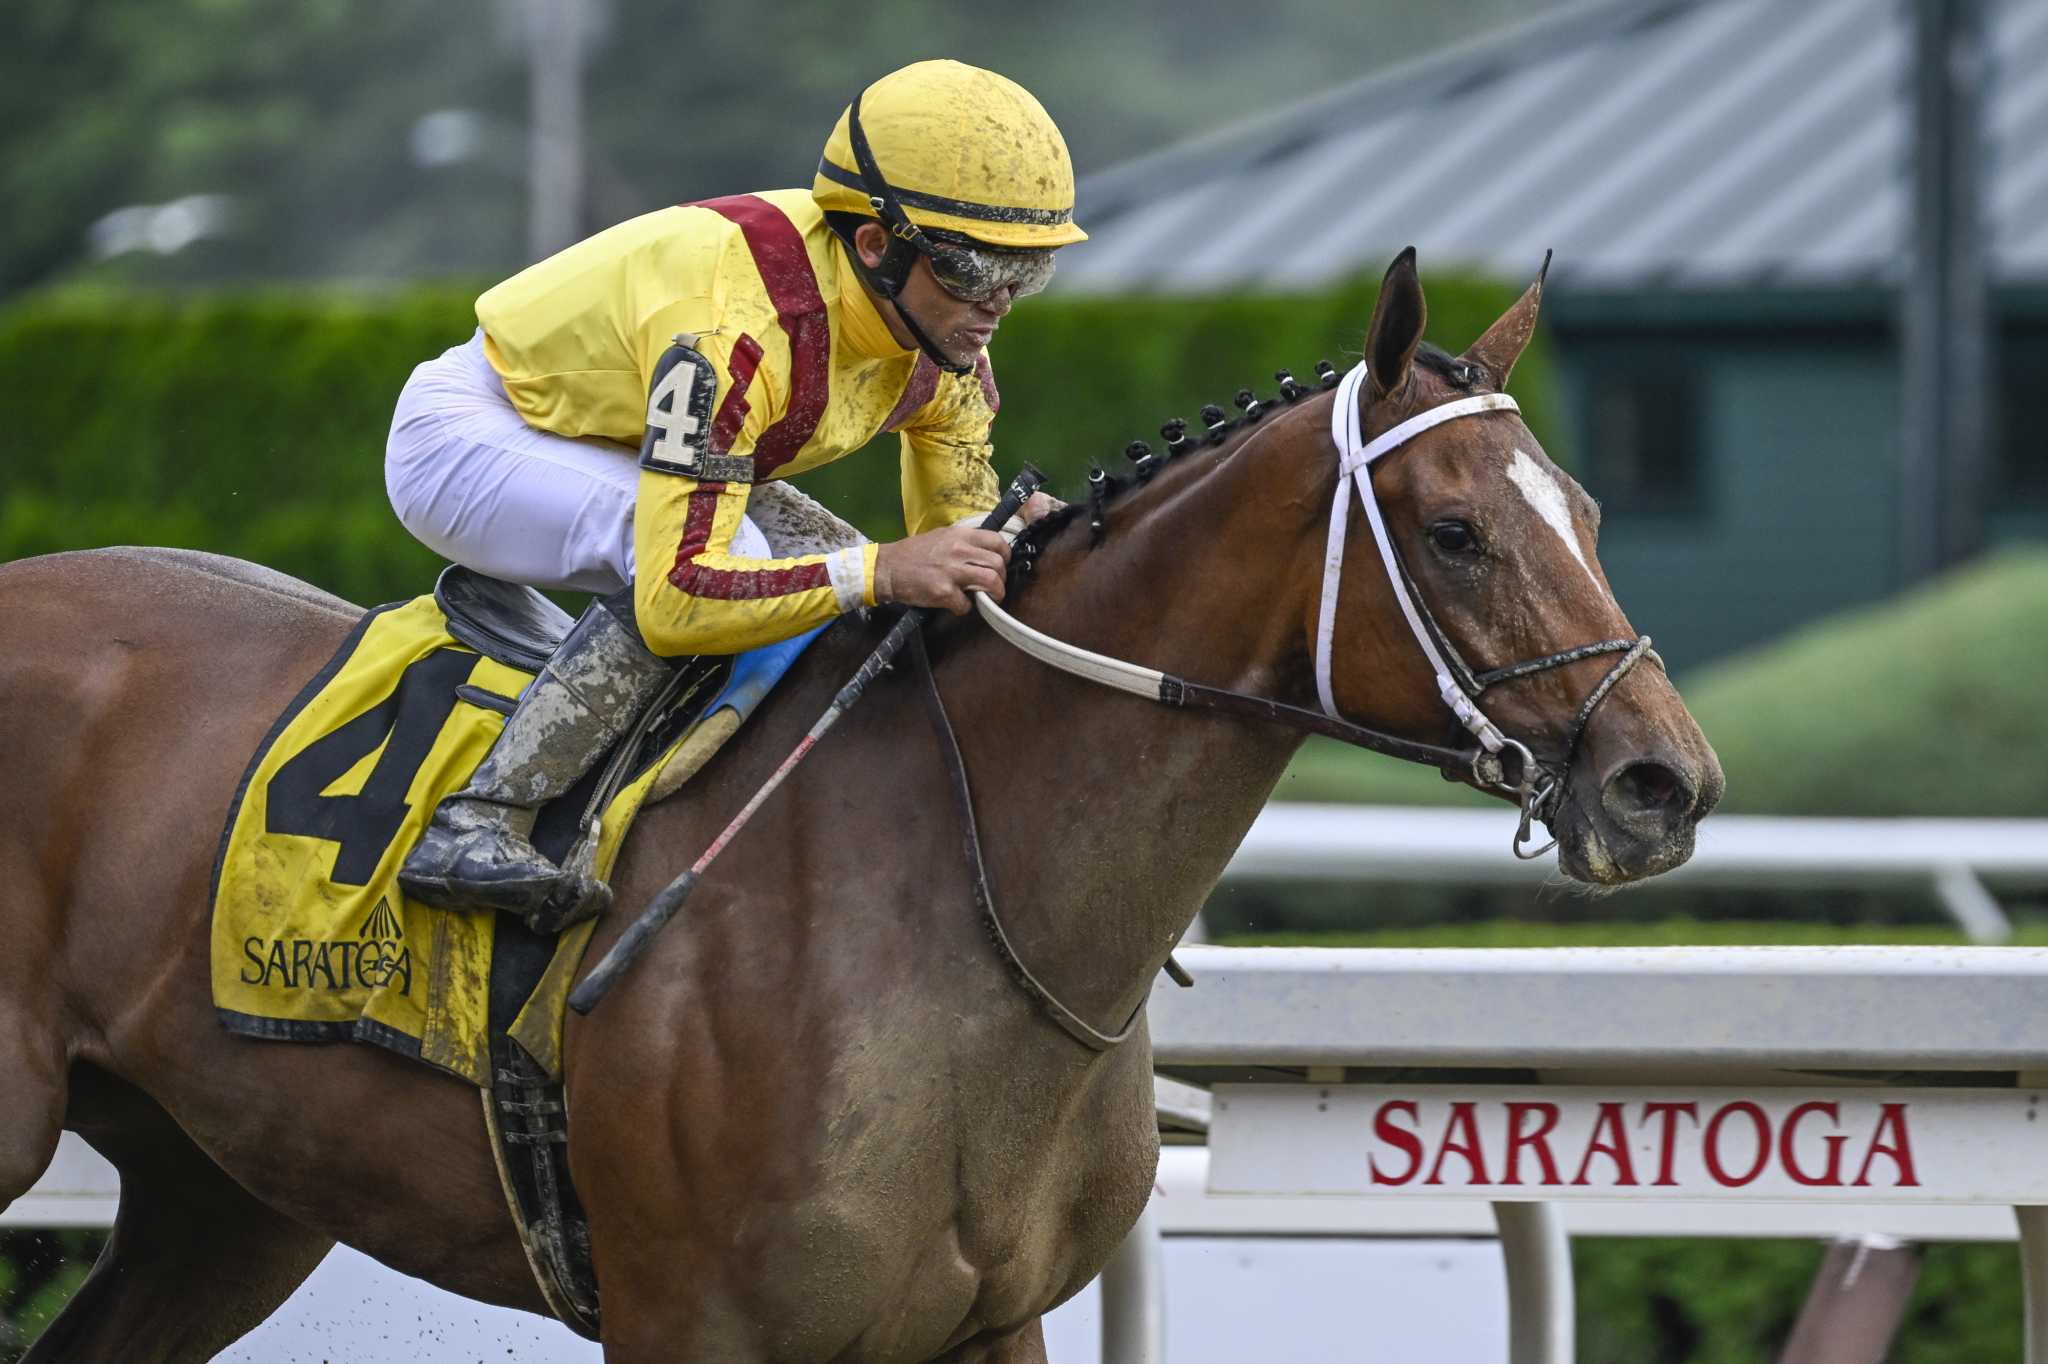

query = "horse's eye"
[1430,520,1479,554]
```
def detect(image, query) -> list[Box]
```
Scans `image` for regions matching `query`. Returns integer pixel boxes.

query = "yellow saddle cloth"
[210,593,703,1086]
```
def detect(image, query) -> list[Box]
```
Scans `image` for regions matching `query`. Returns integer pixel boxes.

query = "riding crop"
[568,464,1048,1014]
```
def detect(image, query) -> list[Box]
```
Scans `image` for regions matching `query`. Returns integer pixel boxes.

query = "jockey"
[384,59,1084,931]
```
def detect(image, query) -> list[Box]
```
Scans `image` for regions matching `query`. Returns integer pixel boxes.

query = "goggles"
[842,91,1056,305]
[924,237,1056,303]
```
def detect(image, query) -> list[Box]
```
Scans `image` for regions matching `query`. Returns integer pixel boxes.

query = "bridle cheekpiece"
[1316,360,1655,857]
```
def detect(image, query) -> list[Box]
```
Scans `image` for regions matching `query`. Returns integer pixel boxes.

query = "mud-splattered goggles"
[923,236,1057,303]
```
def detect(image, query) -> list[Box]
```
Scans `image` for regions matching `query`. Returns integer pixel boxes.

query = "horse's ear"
[1462,250,1551,389]
[1364,247,1426,405]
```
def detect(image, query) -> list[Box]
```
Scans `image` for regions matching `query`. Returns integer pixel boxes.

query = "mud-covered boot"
[400,588,672,930]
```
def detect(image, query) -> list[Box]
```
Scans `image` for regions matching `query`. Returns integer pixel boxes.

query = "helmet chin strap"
[884,284,974,376]
[826,227,974,375]
[823,209,972,375]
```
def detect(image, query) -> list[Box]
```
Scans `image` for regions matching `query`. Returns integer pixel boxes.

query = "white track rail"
[1107,944,2048,1364]
[1224,805,2048,942]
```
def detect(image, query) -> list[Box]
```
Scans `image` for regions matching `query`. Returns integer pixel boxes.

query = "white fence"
[1123,943,2048,1363]
[1222,805,2048,942]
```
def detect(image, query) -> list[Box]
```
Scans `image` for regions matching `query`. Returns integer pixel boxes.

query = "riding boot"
[399,587,672,930]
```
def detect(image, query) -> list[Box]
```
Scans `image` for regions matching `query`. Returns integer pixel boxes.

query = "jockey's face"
[853,222,1015,368]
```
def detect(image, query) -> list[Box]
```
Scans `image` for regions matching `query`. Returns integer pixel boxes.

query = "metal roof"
[1059,0,2048,293]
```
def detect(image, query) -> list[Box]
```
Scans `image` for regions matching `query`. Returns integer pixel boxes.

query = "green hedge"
[0,272,1557,610]
[0,287,482,601]
[1578,1236,2019,1364]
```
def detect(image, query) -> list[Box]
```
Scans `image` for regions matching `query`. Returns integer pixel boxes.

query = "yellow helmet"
[814,60,1087,251]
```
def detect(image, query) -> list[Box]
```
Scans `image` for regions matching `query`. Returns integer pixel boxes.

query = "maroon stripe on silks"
[687,195,830,476]
[676,557,831,601]
[666,479,831,602]
[972,354,1000,416]
[882,355,942,433]
[668,481,726,575]
[710,333,764,455]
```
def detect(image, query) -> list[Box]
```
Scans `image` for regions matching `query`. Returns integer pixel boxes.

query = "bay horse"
[0,251,1719,1361]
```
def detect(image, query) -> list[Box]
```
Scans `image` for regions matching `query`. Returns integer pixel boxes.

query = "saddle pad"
[209,593,694,1086]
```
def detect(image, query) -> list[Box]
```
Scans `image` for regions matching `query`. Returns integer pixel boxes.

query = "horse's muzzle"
[1555,747,1723,885]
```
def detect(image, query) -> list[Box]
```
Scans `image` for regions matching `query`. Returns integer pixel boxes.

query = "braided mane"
[1008,343,1477,586]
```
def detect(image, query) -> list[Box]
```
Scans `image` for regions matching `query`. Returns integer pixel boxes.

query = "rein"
[911,630,1141,1051]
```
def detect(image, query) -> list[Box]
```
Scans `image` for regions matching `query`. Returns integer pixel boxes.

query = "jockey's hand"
[875,524,1010,615]
[1021,490,1064,525]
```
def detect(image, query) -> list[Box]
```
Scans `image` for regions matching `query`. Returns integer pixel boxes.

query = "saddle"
[436,566,573,673]
[210,566,824,1338]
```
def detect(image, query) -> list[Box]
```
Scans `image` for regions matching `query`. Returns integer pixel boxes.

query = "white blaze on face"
[1506,447,1605,595]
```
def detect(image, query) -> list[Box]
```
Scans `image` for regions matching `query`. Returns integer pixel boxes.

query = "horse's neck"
[940,443,1314,1033]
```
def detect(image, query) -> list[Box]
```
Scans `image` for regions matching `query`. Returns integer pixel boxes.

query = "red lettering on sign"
[1502,1102,1562,1186]
[1780,1101,1847,1187]
[1370,1101,1423,1186]
[1704,1101,1772,1187]
[1853,1103,1920,1188]
[1640,1102,1700,1186]
[1571,1102,1639,1187]
[1424,1102,1490,1185]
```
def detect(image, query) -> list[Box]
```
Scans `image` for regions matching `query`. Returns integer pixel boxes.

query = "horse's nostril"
[1604,760,1694,830]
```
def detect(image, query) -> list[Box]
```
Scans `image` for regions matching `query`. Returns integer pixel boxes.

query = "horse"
[0,250,1720,1362]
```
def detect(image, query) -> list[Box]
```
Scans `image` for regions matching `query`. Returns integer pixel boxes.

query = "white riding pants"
[384,330,776,595]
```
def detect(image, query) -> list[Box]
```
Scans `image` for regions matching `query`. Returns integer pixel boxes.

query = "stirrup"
[399,799,611,929]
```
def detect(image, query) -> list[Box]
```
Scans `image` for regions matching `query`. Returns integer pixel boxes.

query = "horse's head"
[1313,248,1722,884]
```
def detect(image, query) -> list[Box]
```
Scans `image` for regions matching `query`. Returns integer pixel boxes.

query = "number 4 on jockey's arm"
[381,59,1084,935]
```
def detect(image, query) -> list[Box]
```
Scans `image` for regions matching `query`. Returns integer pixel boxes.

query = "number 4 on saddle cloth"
[209,565,822,1089]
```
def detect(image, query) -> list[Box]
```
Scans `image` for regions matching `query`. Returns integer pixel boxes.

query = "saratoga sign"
[1207,1085,2048,1202]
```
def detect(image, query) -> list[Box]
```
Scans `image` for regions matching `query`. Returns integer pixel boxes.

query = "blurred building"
[1060,0,2048,669]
